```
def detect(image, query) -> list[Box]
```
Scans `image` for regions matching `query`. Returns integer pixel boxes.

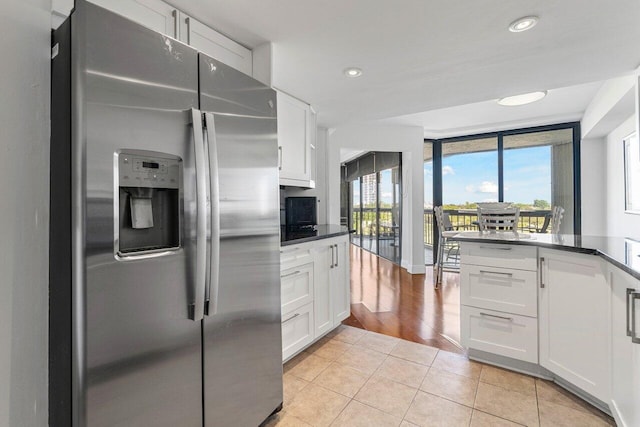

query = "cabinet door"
[88,0,178,37]
[282,302,314,362]
[610,266,640,427]
[539,249,610,402]
[277,91,312,186]
[313,244,333,337]
[331,237,351,323]
[280,263,313,314]
[179,14,252,76]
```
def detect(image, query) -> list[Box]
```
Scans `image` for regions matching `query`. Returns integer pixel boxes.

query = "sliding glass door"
[424,122,581,265]
[442,137,498,230]
[345,152,402,264]
[503,128,574,233]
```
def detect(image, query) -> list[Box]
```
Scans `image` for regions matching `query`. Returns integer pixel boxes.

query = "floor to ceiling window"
[424,143,434,264]
[424,122,581,264]
[344,152,402,264]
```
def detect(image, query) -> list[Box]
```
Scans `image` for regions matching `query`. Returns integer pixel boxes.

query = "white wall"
[0,0,50,425]
[580,138,607,235]
[605,115,640,239]
[327,125,425,274]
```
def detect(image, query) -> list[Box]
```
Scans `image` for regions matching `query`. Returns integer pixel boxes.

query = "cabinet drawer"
[281,263,313,313]
[461,305,538,364]
[460,242,537,271]
[461,264,538,317]
[280,245,313,270]
[282,302,314,361]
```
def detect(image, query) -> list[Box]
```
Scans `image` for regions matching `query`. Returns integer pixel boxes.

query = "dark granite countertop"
[280,225,352,246]
[451,231,640,280]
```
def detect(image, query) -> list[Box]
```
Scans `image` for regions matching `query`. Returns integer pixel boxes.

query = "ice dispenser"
[116,151,181,255]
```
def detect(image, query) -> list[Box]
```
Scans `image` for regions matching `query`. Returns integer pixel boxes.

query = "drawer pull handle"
[281,270,301,278]
[627,288,635,337]
[282,313,300,324]
[539,257,545,288]
[479,270,513,277]
[479,246,512,251]
[631,290,640,344]
[480,312,513,322]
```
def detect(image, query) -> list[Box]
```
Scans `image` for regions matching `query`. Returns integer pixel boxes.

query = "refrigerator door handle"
[190,108,208,321]
[204,112,221,316]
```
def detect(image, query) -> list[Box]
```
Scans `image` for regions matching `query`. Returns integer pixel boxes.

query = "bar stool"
[433,206,459,289]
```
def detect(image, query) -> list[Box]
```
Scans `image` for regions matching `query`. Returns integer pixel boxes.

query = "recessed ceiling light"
[497,91,547,106]
[344,67,363,78]
[508,16,539,32]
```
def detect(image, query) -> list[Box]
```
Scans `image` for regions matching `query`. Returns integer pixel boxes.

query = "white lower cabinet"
[460,242,538,364]
[539,249,610,403]
[313,243,333,337]
[461,306,538,363]
[280,235,351,361]
[609,265,640,427]
[461,264,538,317]
[281,302,314,361]
[280,263,313,315]
[331,238,350,323]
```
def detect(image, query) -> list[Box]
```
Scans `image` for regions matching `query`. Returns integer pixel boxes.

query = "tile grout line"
[535,379,541,427]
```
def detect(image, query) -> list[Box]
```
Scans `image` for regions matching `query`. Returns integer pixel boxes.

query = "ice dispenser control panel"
[119,155,179,189]
[117,151,182,256]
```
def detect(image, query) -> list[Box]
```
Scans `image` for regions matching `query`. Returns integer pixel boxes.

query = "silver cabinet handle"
[190,108,207,321]
[539,257,545,289]
[479,246,512,251]
[278,146,283,170]
[204,112,220,316]
[627,288,635,337]
[185,16,191,44]
[282,313,300,324]
[171,10,178,38]
[632,291,640,344]
[330,245,334,269]
[334,244,339,268]
[479,270,513,277]
[281,270,301,279]
[480,312,513,321]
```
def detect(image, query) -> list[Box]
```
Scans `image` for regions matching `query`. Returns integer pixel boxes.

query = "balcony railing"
[351,208,551,248]
[423,209,552,247]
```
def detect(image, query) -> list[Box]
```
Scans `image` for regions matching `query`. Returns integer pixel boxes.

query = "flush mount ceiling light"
[508,15,539,32]
[343,67,363,78]
[497,91,547,106]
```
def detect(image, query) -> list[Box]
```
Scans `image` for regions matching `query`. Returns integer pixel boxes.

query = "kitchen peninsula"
[280,226,352,361]
[452,231,640,427]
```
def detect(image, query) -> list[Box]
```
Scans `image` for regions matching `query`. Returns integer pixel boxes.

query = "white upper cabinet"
[76,0,254,76]
[277,91,313,188]
[87,0,178,37]
[538,249,610,403]
[178,13,252,76]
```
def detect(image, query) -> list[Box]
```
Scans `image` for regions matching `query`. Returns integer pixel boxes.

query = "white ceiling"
[168,0,640,132]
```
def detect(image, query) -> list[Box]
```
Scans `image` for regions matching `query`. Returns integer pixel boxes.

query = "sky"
[424,146,552,206]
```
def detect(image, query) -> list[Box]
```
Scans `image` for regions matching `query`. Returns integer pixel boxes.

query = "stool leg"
[438,238,445,287]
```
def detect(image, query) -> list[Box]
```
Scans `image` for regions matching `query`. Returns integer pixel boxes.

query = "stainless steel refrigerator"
[50,2,283,426]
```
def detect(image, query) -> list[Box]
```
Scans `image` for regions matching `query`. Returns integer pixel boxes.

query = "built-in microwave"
[285,197,317,227]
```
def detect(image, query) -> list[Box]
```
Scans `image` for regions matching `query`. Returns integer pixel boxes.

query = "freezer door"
[76,3,202,426]
[200,56,283,427]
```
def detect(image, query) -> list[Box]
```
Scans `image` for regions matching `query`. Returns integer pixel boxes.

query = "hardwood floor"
[344,244,464,354]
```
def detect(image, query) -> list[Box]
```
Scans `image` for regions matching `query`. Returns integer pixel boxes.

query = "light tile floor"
[264,325,616,427]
